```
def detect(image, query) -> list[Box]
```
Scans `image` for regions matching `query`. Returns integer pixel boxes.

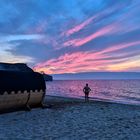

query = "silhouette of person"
[83,83,91,102]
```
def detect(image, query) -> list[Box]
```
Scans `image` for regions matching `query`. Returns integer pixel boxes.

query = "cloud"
[0,34,44,43]
[106,55,140,71]
[0,0,140,74]
[63,24,116,47]
[0,42,35,63]
[99,41,140,54]
[34,51,140,74]
[34,40,140,74]
[0,34,45,64]
[63,16,96,37]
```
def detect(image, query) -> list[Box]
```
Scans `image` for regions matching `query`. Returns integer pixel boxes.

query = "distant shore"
[0,95,140,139]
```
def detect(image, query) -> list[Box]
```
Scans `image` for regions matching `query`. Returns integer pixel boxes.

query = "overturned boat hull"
[0,70,46,112]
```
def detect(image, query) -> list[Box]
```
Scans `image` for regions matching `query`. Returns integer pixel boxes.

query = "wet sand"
[0,95,140,140]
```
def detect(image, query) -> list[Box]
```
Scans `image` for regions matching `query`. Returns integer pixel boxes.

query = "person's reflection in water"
[83,83,91,102]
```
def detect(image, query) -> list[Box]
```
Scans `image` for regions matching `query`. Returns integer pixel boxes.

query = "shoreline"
[45,95,140,107]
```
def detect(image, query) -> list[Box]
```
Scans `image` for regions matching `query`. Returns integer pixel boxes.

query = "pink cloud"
[62,6,119,37]
[64,16,96,36]
[34,40,140,74]
[34,50,125,74]
[34,51,101,74]
[63,39,80,47]
[74,25,114,47]
[101,41,140,54]
[63,24,116,48]
[106,57,140,72]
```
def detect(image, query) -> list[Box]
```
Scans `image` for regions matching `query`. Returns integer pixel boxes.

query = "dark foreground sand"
[0,95,140,140]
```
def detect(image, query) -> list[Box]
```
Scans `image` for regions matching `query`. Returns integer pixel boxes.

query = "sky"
[0,0,140,74]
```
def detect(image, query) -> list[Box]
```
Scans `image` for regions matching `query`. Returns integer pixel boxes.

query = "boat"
[0,63,46,112]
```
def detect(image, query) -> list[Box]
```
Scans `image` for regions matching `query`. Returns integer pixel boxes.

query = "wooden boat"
[0,68,46,112]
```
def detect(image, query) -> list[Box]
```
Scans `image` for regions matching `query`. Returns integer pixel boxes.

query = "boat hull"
[0,70,46,112]
[0,90,45,111]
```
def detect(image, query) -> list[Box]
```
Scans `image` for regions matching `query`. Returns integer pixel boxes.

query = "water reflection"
[46,80,140,105]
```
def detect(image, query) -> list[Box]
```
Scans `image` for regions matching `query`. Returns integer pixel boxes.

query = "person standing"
[83,83,91,102]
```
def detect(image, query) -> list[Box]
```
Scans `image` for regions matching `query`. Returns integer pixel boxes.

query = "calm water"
[46,80,140,105]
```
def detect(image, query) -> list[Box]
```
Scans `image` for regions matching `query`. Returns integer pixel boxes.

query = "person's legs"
[85,94,87,102]
[85,93,88,102]
[87,93,89,102]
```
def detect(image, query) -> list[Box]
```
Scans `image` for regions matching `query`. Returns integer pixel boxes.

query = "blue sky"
[0,0,140,74]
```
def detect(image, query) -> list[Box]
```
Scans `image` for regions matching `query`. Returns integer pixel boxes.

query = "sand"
[0,95,140,140]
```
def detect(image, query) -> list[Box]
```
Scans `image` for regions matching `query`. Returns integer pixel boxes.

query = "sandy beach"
[0,95,140,140]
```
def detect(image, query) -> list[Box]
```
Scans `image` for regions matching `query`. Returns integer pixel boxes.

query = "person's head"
[86,83,88,86]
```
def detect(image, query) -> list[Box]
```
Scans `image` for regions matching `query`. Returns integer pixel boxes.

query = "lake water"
[46,80,140,105]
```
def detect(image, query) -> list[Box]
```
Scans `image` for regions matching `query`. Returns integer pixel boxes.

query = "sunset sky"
[0,0,140,74]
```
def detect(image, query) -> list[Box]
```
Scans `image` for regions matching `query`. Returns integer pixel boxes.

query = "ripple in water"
[46,80,140,105]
